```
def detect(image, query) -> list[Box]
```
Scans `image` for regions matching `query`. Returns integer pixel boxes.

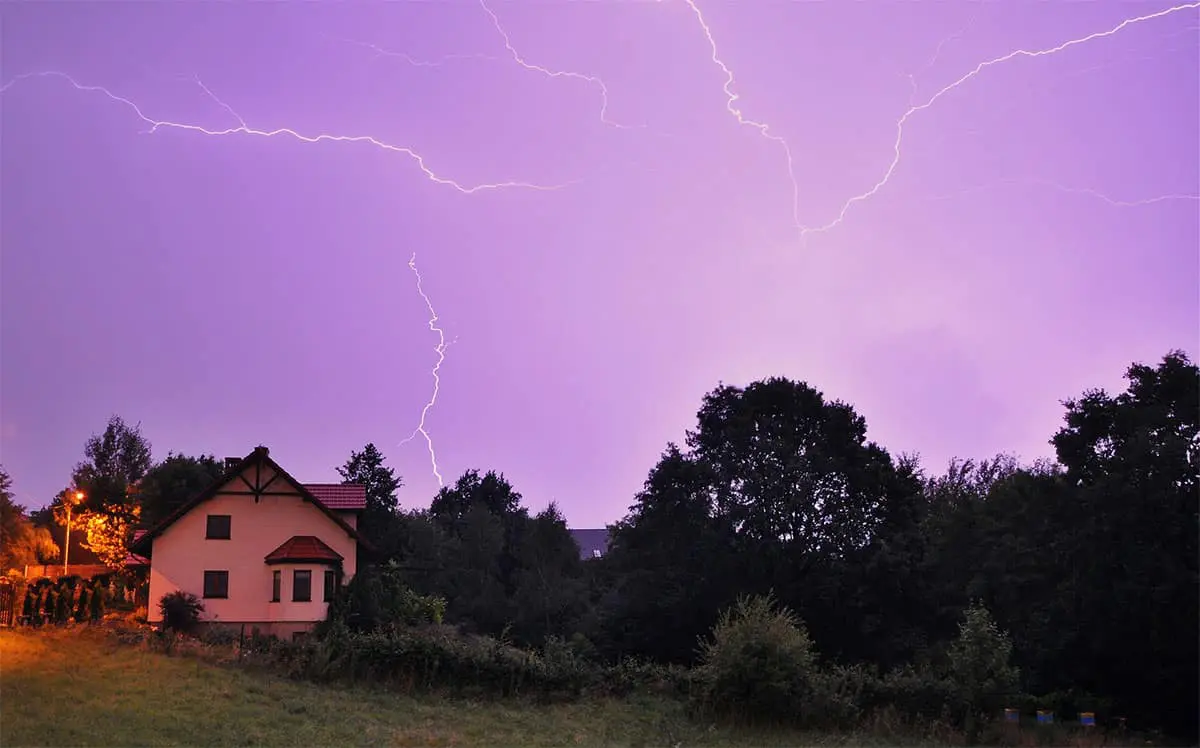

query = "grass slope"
[0,628,941,747]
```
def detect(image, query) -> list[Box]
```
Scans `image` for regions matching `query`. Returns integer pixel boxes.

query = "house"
[129,446,367,638]
[569,528,610,560]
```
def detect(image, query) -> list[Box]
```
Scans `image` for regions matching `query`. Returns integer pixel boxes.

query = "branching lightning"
[400,253,448,488]
[924,178,1200,208]
[478,0,639,130]
[0,70,571,194]
[337,37,502,68]
[906,6,983,105]
[681,0,803,237]
[802,2,1200,238]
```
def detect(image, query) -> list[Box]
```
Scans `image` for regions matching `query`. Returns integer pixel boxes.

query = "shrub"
[947,601,1020,743]
[320,563,446,635]
[691,593,818,725]
[89,581,106,622]
[158,590,204,633]
[74,586,90,623]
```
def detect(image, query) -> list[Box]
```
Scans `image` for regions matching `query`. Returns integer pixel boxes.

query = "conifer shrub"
[158,590,204,633]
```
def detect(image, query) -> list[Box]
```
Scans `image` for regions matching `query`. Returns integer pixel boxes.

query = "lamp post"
[63,490,84,573]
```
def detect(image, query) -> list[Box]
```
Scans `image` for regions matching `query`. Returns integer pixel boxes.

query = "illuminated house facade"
[130,446,366,638]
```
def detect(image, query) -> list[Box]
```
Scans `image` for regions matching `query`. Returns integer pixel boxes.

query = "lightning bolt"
[336,37,502,68]
[400,253,448,488]
[478,0,640,130]
[924,178,1200,208]
[803,2,1200,238]
[681,0,803,238]
[906,6,984,105]
[0,71,571,194]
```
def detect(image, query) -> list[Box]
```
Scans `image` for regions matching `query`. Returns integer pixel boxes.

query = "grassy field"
[0,628,948,747]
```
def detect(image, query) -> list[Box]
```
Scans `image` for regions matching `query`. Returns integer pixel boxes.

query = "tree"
[603,377,927,665]
[336,444,402,554]
[70,415,153,568]
[1048,350,1198,738]
[429,469,523,528]
[0,467,60,571]
[511,503,587,645]
[136,453,224,527]
[947,602,1019,744]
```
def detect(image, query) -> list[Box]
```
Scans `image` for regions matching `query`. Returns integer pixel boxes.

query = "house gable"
[131,446,366,558]
[137,447,366,629]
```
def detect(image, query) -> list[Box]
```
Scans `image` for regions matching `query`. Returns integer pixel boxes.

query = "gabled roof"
[130,447,369,558]
[124,530,149,567]
[304,484,366,511]
[569,528,611,560]
[265,535,344,565]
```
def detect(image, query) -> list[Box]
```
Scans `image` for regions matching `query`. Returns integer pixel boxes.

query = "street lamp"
[63,490,84,572]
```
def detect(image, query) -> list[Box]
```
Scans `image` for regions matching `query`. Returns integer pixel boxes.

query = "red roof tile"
[264,535,344,565]
[304,483,366,511]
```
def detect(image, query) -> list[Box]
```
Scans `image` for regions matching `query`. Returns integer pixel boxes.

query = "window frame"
[271,570,281,602]
[205,514,232,540]
[292,570,312,602]
[203,570,229,599]
[323,569,337,602]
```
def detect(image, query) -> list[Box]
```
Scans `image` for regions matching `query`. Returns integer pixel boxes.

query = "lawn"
[0,628,945,747]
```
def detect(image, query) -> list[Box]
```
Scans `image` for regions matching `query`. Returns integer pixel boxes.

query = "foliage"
[320,561,446,635]
[337,443,403,555]
[946,602,1019,742]
[0,469,60,571]
[136,453,225,527]
[80,502,141,568]
[692,594,818,725]
[158,591,204,633]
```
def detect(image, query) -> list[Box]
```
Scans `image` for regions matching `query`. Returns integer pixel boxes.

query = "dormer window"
[206,514,232,540]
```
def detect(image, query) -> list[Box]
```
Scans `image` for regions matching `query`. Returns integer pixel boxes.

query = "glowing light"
[803,2,1200,238]
[478,0,639,130]
[681,0,802,238]
[0,71,570,195]
[400,253,448,488]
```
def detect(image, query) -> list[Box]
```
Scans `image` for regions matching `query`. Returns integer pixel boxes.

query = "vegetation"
[0,627,949,747]
[2,349,1195,742]
[158,591,204,633]
[0,467,59,571]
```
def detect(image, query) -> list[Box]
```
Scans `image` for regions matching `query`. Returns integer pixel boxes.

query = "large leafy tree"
[70,415,153,568]
[137,453,225,527]
[1048,350,1198,737]
[603,378,927,665]
[0,467,60,571]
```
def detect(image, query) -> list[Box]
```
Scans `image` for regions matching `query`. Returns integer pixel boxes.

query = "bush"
[74,586,90,623]
[691,593,818,725]
[946,601,1020,743]
[158,591,204,633]
[319,563,446,635]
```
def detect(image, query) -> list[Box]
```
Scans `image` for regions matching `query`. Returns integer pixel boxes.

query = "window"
[292,570,312,602]
[203,570,229,599]
[592,549,602,559]
[271,571,281,602]
[323,569,337,602]
[205,514,231,540]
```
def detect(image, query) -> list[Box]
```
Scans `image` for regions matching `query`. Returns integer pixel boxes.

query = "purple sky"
[2,2,1197,528]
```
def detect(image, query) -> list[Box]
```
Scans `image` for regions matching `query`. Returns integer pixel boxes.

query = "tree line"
[0,349,1194,739]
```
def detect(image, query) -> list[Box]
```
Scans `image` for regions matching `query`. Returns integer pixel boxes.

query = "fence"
[0,580,14,627]
[21,564,112,580]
